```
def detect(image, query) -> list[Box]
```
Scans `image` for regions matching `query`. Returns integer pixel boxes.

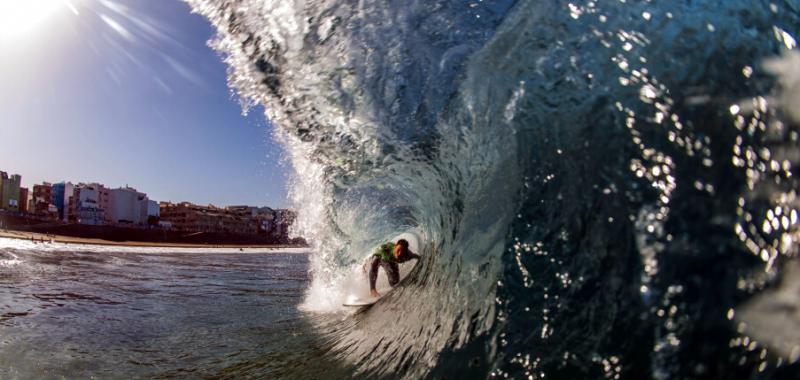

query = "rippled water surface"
[0,239,323,379]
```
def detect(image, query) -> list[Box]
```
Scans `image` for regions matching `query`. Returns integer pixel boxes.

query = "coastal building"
[272,209,296,239]
[32,183,53,202]
[0,172,22,212]
[31,183,58,220]
[0,170,297,241]
[72,184,106,225]
[227,205,278,233]
[19,187,29,213]
[97,185,111,223]
[108,187,150,226]
[227,205,257,218]
[254,206,277,231]
[146,200,160,226]
[52,182,75,222]
[46,204,59,219]
[159,202,258,234]
[158,202,292,237]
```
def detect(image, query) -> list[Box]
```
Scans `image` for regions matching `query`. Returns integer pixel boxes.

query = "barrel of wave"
[301,232,422,313]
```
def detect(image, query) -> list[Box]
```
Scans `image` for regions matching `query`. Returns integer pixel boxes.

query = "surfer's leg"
[369,256,381,290]
[384,261,400,287]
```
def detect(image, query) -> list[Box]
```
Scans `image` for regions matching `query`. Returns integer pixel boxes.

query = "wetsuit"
[369,242,420,291]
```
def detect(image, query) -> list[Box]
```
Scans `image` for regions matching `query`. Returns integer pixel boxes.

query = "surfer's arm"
[398,250,421,263]
[368,255,381,291]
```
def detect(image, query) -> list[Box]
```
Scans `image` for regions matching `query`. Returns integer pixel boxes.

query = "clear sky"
[0,0,290,208]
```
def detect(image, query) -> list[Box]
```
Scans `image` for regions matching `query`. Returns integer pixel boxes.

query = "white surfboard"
[341,232,421,308]
[343,296,379,307]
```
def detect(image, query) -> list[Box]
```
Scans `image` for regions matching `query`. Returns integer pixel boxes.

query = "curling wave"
[188,0,800,378]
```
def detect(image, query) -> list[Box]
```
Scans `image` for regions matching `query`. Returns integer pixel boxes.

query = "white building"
[108,187,150,226]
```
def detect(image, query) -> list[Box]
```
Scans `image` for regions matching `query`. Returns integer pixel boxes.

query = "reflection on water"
[0,239,329,379]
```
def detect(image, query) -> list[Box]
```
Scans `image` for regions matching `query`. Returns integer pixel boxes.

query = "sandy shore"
[0,230,301,249]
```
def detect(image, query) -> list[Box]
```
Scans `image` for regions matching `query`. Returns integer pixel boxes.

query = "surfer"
[368,239,420,297]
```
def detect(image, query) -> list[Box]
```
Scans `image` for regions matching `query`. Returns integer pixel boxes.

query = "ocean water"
[6,0,800,379]
[182,0,800,379]
[0,238,332,379]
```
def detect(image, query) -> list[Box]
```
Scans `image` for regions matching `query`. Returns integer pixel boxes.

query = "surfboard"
[342,297,379,307]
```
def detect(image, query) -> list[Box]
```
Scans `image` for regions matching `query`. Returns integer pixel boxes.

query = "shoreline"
[0,230,306,249]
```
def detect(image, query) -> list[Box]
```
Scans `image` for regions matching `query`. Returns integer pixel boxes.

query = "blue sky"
[0,0,289,208]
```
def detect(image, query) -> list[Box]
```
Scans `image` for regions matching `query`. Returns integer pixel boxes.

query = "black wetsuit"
[369,243,420,291]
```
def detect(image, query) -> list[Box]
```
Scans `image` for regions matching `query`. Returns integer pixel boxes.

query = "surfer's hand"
[370,289,381,298]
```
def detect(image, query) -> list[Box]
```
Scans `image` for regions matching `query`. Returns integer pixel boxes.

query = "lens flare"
[0,0,76,41]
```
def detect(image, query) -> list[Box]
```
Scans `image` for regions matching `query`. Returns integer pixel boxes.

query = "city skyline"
[0,0,290,208]
[1,168,283,210]
[0,167,299,244]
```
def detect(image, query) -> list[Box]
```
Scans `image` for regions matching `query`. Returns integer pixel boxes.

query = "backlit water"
[0,238,328,379]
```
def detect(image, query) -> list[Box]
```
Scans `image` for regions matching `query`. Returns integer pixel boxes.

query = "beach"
[0,229,300,249]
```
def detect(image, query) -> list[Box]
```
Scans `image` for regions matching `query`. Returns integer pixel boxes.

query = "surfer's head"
[394,239,410,259]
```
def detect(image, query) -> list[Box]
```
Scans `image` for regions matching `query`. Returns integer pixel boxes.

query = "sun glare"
[0,0,77,41]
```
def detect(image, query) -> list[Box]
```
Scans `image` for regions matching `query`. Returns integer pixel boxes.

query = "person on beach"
[368,239,420,297]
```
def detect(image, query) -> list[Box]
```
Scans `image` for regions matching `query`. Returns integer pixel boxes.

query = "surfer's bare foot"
[370,289,380,298]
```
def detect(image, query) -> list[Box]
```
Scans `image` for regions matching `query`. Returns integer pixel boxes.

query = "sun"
[0,0,77,41]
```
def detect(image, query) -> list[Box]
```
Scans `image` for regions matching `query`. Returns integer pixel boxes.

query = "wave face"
[187,0,800,378]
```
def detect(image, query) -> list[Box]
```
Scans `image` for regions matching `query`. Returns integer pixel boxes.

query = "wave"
[188,0,800,378]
